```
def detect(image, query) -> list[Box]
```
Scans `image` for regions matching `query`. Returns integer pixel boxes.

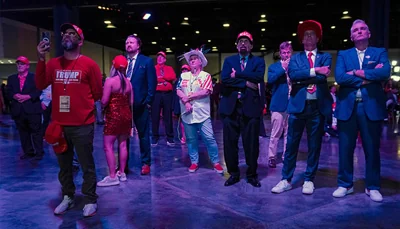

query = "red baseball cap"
[236,31,253,43]
[16,56,30,64]
[112,55,128,69]
[61,23,84,41]
[181,64,191,71]
[297,20,322,43]
[45,122,68,154]
[157,51,167,58]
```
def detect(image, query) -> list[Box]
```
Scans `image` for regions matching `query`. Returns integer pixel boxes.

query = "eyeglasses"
[61,31,78,37]
[237,39,251,45]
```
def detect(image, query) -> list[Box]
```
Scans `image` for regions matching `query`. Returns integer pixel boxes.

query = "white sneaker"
[116,171,127,182]
[83,203,97,217]
[302,181,315,195]
[365,189,383,202]
[97,176,120,187]
[271,180,292,194]
[54,195,74,215]
[332,187,354,198]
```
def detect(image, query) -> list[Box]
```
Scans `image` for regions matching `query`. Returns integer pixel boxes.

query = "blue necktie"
[127,58,134,79]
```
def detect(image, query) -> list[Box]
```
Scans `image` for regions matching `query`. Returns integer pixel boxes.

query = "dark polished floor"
[0,114,399,229]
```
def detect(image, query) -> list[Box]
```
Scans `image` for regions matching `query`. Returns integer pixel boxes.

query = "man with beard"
[333,19,390,202]
[271,20,332,195]
[121,35,156,175]
[220,31,266,187]
[36,23,103,217]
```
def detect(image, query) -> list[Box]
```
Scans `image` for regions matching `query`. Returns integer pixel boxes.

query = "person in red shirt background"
[151,51,177,146]
[36,23,102,217]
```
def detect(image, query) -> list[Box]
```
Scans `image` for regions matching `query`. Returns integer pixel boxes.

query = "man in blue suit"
[122,35,157,175]
[7,56,43,160]
[271,20,332,195]
[220,31,266,187]
[332,19,390,202]
[267,41,293,168]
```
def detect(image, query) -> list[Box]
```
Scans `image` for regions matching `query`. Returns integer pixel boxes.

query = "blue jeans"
[183,118,219,164]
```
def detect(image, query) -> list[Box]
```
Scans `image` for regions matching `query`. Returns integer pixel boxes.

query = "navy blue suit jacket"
[287,51,333,117]
[267,61,289,112]
[129,54,157,108]
[334,47,390,121]
[219,54,266,118]
[7,72,42,118]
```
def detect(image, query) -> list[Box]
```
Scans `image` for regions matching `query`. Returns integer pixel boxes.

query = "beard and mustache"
[62,39,79,51]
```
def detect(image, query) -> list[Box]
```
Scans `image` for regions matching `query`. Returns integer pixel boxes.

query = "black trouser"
[119,105,151,166]
[222,103,260,178]
[56,124,98,204]
[41,102,52,138]
[259,116,266,137]
[15,112,43,156]
[151,91,174,141]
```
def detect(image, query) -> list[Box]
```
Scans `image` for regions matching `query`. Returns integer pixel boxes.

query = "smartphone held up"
[41,31,51,52]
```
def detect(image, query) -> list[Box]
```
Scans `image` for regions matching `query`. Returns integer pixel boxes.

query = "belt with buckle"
[355,97,363,102]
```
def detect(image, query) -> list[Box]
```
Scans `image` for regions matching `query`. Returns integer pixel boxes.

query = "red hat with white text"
[236,31,254,44]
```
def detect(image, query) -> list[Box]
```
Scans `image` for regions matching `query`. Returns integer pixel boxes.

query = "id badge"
[60,96,70,112]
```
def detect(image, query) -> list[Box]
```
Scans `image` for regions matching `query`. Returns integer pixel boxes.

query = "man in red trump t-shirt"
[35,23,102,217]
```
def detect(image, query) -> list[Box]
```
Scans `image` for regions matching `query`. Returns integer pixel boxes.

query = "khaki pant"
[268,111,289,158]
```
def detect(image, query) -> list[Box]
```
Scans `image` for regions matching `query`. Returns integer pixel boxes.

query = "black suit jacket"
[219,54,266,118]
[7,72,42,118]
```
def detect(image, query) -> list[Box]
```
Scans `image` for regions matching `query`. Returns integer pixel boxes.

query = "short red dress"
[103,93,132,135]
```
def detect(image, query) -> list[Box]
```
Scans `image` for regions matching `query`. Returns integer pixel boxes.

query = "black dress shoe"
[33,153,44,160]
[224,175,240,186]
[20,154,35,160]
[247,177,261,187]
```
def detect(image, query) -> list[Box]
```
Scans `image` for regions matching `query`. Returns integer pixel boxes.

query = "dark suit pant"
[119,105,151,166]
[15,112,43,156]
[41,102,52,137]
[151,91,174,141]
[222,103,260,178]
[282,101,324,182]
[56,124,98,204]
[338,102,382,190]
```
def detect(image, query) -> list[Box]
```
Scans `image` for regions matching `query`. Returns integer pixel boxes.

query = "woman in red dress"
[97,55,133,187]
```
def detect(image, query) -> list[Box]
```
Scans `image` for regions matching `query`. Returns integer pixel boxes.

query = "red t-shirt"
[35,55,103,126]
[155,64,176,91]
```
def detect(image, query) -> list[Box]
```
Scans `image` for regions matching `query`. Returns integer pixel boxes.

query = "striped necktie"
[127,58,134,79]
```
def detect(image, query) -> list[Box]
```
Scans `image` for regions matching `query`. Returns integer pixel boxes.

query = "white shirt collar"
[355,47,367,54]
[128,52,139,60]
[305,48,317,56]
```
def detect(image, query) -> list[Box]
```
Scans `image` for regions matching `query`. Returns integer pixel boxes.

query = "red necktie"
[307,52,316,94]
[241,57,245,71]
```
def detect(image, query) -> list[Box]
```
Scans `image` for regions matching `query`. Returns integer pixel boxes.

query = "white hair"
[350,19,370,33]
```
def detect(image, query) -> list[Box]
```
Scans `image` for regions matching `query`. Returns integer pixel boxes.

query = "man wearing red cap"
[7,56,44,160]
[220,31,266,187]
[151,51,176,146]
[333,19,390,202]
[271,20,332,195]
[36,23,102,217]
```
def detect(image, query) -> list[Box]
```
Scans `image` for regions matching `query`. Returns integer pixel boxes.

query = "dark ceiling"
[1,0,399,55]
